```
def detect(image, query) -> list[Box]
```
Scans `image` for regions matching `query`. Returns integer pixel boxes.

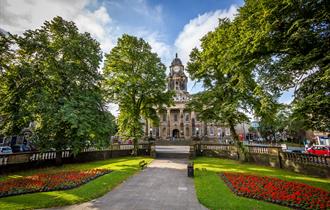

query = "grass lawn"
[194,157,330,210]
[0,156,153,210]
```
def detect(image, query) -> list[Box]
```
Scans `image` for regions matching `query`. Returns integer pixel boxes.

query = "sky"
[0,0,293,114]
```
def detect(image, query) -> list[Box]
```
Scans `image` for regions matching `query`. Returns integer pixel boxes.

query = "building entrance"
[172,129,180,139]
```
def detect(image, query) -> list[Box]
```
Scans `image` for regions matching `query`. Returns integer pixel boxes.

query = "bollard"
[187,162,194,177]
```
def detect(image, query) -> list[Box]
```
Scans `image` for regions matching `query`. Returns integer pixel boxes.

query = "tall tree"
[103,34,173,155]
[0,33,36,135]
[236,0,329,131]
[187,19,277,161]
[0,17,116,163]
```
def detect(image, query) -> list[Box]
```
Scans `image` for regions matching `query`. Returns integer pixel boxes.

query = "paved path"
[50,159,207,210]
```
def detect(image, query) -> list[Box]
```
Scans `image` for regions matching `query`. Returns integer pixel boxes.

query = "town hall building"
[145,54,228,141]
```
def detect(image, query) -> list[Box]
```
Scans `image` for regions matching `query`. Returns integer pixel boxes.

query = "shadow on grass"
[0,157,153,210]
[0,157,151,181]
[194,157,330,191]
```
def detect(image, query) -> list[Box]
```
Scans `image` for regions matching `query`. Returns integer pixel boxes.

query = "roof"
[171,53,183,66]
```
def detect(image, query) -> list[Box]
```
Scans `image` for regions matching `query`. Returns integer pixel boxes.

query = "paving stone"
[47,158,207,210]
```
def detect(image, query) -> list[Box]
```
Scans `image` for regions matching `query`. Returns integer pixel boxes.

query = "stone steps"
[155,140,192,146]
[156,152,189,159]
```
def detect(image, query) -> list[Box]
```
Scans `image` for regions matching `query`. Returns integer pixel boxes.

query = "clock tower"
[144,53,225,141]
[168,53,189,101]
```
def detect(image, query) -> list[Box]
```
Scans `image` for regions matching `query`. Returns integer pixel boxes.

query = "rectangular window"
[174,113,178,121]
[163,113,166,122]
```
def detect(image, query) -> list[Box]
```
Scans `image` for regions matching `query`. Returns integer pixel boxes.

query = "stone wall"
[0,144,151,174]
[192,143,330,178]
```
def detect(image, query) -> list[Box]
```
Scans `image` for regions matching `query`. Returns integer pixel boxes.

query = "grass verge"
[0,156,153,210]
[194,157,330,210]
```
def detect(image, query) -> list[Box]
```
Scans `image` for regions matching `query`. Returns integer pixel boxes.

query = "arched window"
[185,113,189,122]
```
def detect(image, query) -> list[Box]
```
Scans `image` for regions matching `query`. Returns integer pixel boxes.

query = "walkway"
[50,159,207,210]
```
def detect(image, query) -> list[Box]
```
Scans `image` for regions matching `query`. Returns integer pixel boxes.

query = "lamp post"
[149,128,152,138]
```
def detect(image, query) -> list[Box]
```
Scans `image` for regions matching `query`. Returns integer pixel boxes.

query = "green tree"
[0,33,36,135]
[103,34,173,155]
[236,0,329,131]
[0,17,116,163]
[187,19,277,161]
[258,105,290,142]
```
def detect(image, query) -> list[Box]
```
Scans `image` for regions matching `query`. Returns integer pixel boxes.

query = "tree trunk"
[133,137,138,156]
[229,121,247,162]
[132,123,138,156]
[55,150,63,165]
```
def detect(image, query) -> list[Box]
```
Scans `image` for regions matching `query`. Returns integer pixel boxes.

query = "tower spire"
[175,53,178,58]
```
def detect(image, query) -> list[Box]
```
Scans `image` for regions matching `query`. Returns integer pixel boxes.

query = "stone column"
[204,122,208,136]
[167,109,171,138]
[180,109,184,139]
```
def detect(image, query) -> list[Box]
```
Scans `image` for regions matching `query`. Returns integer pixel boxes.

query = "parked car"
[11,144,31,153]
[0,146,13,154]
[307,145,330,156]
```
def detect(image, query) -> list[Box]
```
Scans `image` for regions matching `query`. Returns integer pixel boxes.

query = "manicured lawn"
[0,157,153,210]
[193,157,330,210]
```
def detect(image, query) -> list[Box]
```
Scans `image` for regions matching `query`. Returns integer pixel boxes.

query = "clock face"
[173,66,180,72]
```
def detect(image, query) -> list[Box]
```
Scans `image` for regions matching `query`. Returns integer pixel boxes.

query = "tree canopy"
[187,0,329,158]
[0,17,116,157]
[187,19,277,161]
[236,0,329,131]
[103,34,173,153]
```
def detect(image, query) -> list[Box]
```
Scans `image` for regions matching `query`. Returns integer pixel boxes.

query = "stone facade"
[145,54,227,141]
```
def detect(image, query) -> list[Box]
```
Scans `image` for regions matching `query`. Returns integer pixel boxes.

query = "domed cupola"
[171,53,183,66]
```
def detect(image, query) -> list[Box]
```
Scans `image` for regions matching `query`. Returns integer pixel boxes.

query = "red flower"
[0,169,111,197]
[220,172,330,210]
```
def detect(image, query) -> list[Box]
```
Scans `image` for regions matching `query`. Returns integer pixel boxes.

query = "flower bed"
[220,172,330,210]
[0,169,111,197]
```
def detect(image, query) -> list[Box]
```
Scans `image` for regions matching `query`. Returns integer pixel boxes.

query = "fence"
[282,152,329,166]
[191,143,330,178]
[0,144,150,167]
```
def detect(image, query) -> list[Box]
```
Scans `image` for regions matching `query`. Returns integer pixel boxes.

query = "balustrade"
[282,152,329,166]
[0,143,149,166]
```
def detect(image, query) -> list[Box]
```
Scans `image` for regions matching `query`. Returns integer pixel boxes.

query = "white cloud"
[144,32,173,67]
[0,0,87,34]
[174,5,238,65]
[75,6,115,52]
[0,0,115,52]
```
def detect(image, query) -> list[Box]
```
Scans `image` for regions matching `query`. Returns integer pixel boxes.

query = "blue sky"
[0,0,293,106]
